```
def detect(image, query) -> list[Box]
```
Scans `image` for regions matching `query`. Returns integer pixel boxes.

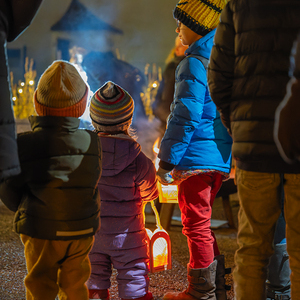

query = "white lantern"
[144,201,172,273]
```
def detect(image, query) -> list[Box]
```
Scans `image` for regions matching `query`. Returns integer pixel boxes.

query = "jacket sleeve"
[135,153,159,202]
[274,33,300,163]
[0,174,24,212]
[158,56,207,166]
[207,2,235,133]
[0,0,43,42]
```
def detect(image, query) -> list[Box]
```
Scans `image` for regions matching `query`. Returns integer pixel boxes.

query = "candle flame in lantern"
[152,138,160,170]
[146,226,171,272]
[153,138,160,154]
[153,237,168,267]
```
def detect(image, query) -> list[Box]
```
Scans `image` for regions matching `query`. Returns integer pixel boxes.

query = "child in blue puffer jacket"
[87,81,158,300]
[156,1,232,299]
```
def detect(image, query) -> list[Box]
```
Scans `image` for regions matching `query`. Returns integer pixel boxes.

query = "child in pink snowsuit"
[87,81,158,300]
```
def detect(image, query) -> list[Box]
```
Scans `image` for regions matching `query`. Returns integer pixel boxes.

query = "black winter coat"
[208,0,300,173]
[0,116,102,240]
[0,0,43,180]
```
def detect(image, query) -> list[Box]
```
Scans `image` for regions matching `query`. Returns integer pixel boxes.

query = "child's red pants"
[178,173,223,268]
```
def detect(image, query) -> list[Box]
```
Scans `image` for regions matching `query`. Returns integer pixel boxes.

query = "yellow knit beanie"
[173,0,227,36]
[34,60,88,117]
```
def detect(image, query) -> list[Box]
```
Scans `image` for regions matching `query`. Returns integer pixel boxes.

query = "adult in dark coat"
[274,32,300,164]
[208,1,300,299]
[0,0,43,180]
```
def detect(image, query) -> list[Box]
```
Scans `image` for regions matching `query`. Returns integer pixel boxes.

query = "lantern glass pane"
[153,237,168,267]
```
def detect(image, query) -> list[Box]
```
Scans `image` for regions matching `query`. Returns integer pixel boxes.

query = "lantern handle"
[143,200,163,231]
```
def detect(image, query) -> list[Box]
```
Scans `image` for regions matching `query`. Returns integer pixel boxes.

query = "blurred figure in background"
[82,50,147,131]
[152,36,188,134]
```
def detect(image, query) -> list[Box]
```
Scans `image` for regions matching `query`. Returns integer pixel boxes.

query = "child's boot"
[215,255,231,300]
[266,243,291,300]
[121,291,153,300]
[89,288,109,300]
[162,260,217,300]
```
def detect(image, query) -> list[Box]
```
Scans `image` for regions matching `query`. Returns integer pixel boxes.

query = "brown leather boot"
[162,260,217,300]
[89,288,109,300]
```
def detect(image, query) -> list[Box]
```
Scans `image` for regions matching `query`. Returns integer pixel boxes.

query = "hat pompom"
[90,81,134,132]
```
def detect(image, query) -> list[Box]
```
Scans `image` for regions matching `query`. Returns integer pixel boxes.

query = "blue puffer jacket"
[158,29,232,173]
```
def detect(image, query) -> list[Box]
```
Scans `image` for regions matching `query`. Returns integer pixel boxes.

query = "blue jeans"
[274,175,286,245]
[233,168,300,300]
[274,212,286,245]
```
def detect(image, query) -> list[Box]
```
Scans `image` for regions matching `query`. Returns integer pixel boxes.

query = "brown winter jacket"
[208,0,300,173]
[0,116,102,240]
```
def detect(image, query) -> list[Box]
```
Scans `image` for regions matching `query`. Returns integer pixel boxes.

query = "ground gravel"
[0,196,239,300]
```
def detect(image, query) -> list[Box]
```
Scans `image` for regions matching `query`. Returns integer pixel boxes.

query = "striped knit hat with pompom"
[89,81,134,132]
[173,0,227,37]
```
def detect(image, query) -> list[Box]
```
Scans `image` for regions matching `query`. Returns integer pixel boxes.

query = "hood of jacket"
[29,115,81,132]
[185,29,216,60]
[99,134,141,177]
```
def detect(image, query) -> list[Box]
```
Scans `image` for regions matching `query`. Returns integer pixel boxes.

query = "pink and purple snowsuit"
[87,134,158,299]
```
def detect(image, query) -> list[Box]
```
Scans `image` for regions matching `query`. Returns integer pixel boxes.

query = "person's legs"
[111,244,151,299]
[274,176,287,245]
[266,206,291,300]
[58,237,94,300]
[273,212,286,245]
[87,246,111,299]
[20,235,63,300]
[87,249,112,291]
[162,173,222,300]
[266,242,290,300]
[234,169,281,300]
[283,173,300,299]
[178,173,222,269]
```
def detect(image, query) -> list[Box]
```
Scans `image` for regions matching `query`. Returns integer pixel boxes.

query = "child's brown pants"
[21,234,94,300]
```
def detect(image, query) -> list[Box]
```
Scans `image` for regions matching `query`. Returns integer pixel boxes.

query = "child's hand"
[156,167,174,185]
